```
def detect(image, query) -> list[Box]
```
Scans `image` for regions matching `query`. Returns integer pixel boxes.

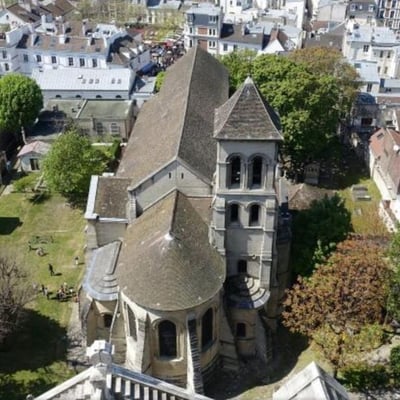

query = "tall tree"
[287,47,360,117]
[291,194,352,276]
[0,74,43,137]
[0,255,34,346]
[43,130,109,202]
[218,49,256,90]
[220,51,358,179]
[283,236,391,376]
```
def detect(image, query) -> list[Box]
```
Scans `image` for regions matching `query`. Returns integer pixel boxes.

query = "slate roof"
[82,241,121,301]
[220,24,265,47]
[93,177,131,219]
[117,46,229,184]
[117,190,225,311]
[214,76,282,141]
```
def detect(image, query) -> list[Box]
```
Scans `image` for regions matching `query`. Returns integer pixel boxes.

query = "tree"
[0,255,35,346]
[43,130,109,201]
[287,47,360,117]
[283,236,391,376]
[0,74,43,138]
[291,194,352,276]
[219,51,358,179]
[218,49,257,90]
[386,227,400,322]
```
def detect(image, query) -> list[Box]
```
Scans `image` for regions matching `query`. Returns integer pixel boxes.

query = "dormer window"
[209,15,217,23]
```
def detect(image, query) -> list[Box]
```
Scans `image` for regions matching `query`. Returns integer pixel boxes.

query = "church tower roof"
[214,76,283,141]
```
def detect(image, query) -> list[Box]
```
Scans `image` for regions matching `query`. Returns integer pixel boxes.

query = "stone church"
[82,46,291,394]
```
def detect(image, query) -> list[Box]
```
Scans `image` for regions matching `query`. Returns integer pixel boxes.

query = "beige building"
[82,46,291,394]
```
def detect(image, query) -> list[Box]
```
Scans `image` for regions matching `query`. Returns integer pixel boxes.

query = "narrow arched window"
[238,260,247,274]
[229,156,242,187]
[229,203,239,224]
[127,307,137,341]
[236,322,246,338]
[251,156,263,187]
[201,308,213,350]
[158,320,177,358]
[249,204,260,226]
[103,314,112,328]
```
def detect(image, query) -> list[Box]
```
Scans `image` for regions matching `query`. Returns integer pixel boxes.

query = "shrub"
[13,174,38,193]
[390,345,400,380]
[342,363,390,391]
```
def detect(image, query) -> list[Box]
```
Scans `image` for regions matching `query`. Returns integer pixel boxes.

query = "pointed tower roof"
[214,76,283,141]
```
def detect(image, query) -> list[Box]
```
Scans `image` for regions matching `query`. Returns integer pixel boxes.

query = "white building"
[343,21,400,84]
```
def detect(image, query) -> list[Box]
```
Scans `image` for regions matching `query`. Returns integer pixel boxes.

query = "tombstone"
[304,162,320,185]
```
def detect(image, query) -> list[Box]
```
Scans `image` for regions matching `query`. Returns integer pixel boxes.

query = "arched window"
[228,203,239,224]
[55,95,61,98]
[236,322,246,338]
[75,94,82,98]
[228,156,242,187]
[103,314,112,328]
[158,320,177,358]
[127,306,137,341]
[201,308,213,350]
[250,156,263,188]
[249,204,260,226]
[116,95,122,99]
[96,95,102,99]
[238,260,247,274]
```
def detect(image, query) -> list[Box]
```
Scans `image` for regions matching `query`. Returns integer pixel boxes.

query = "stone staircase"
[187,319,204,394]
[227,275,269,309]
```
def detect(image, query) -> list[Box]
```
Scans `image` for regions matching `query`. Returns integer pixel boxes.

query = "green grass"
[338,177,388,236]
[0,191,86,399]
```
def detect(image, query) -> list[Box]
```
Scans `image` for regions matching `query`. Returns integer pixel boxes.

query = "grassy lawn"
[0,191,86,399]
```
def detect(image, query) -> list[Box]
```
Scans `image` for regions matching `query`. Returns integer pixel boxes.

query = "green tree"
[218,49,257,90]
[287,47,360,116]
[283,236,391,376]
[43,130,108,201]
[220,51,357,178]
[0,74,43,138]
[291,194,352,276]
[155,71,166,92]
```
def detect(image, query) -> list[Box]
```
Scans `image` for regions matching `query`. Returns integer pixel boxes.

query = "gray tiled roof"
[214,77,282,140]
[83,241,121,301]
[117,190,225,311]
[94,177,131,219]
[117,46,229,184]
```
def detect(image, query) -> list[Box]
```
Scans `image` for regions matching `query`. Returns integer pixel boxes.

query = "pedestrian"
[41,284,45,295]
[74,256,79,266]
[48,263,54,276]
[44,286,49,299]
